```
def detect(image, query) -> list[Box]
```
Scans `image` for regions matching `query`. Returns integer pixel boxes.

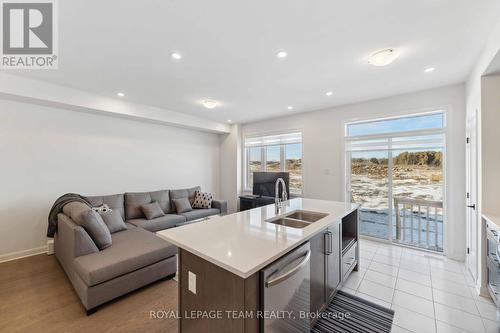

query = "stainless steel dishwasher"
[261,242,311,333]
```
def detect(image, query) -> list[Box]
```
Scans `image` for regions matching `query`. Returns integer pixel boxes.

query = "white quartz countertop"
[483,213,500,229]
[156,198,358,278]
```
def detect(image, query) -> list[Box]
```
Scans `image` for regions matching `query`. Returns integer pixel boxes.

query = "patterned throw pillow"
[192,191,213,209]
[92,204,112,214]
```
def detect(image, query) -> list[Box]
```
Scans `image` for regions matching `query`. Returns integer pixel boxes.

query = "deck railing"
[393,197,443,252]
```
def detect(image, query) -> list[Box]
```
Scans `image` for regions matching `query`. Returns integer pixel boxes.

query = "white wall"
[481,74,500,216]
[465,19,500,294]
[0,99,221,261]
[241,84,466,261]
[219,125,242,213]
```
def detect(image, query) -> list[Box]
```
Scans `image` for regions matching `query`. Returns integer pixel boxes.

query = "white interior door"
[466,109,478,280]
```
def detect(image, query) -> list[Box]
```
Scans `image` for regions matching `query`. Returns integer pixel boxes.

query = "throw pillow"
[172,197,193,214]
[141,201,165,220]
[99,210,127,233]
[80,210,112,250]
[92,204,112,214]
[192,191,213,209]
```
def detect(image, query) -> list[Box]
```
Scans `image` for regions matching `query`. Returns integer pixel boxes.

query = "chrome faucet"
[275,178,288,213]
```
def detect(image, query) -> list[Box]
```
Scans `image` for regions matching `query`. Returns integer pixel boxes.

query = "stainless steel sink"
[266,217,311,229]
[265,210,329,229]
[285,210,328,223]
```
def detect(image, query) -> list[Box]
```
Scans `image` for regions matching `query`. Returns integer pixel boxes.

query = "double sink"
[265,210,329,229]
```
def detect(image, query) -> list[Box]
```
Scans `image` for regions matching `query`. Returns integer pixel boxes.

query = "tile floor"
[343,239,499,333]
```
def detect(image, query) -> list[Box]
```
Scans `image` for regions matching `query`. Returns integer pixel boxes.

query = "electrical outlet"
[188,271,196,294]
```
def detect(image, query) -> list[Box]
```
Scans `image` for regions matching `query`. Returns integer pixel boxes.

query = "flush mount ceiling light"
[424,67,435,73]
[202,99,218,109]
[287,106,293,110]
[276,51,288,59]
[368,48,399,66]
[116,92,125,97]
[170,52,182,60]
[326,91,333,96]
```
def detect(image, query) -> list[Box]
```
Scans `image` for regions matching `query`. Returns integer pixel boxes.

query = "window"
[244,132,302,194]
[347,112,444,137]
[345,111,446,252]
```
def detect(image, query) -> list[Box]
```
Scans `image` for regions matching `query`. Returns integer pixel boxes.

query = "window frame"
[244,131,303,195]
[345,110,446,139]
[343,109,447,252]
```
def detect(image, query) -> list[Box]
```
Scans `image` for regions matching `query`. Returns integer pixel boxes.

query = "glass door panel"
[392,149,444,251]
[350,151,390,239]
[285,143,302,193]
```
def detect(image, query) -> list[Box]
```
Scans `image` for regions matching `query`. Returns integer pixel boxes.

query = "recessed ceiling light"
[170,52,182,60]
[117,92,125,97]
[287,106,293,110]
[326,91,333,96]
[202,99,218,109]
[424,67,435,73]
[276,51,288,59]
[227,119,232,123]
[368,48,399,66]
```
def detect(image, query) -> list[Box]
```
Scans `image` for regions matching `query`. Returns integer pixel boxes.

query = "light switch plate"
[188,271,196,294]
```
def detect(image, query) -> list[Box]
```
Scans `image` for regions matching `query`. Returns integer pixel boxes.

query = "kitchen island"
[156,198,359,333]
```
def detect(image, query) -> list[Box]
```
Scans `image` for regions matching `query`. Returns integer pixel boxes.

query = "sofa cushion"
[62,201,90,222]
[128,214,186,232]
[80,210,112,250]
[170,186,200,212]
[150,190,171,214]
[63,202,112,250]
[141,201,165,220]
[100,210,128,233]
[125,190,171,219]
[74,227,176,287]
[124,192,151,219]
[181,208,220,221]
[172,198,193,214]
[86,194,125,220]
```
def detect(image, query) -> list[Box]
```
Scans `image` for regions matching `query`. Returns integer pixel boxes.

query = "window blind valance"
[244,132,302,148]
[346,134,444,152]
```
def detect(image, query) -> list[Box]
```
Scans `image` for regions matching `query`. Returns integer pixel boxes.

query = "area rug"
[311,290,394,333]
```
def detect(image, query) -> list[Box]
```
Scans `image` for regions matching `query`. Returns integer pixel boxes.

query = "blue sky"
[347,113,443,137]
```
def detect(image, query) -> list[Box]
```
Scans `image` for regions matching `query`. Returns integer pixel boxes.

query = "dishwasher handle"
[265,250,311,288]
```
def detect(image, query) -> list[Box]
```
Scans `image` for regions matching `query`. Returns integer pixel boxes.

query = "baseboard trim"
[0,246,48,263]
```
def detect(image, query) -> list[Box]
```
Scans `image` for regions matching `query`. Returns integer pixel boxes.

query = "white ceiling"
[7,0,500,124]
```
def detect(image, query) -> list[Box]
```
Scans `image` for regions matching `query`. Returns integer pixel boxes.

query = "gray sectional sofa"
[54,186,227,314]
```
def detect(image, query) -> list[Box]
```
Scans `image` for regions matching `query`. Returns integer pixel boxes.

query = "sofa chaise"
[54,186,227,314]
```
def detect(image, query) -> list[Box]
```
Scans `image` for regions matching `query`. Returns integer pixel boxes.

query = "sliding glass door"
[391,148,444,251]
[350,151,390,240]
[346,112,445,252]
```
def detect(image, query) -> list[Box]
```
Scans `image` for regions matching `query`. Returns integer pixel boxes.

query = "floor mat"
[311,290,394,333]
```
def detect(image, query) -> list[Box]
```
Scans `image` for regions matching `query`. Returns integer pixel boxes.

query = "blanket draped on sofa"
[47,193,91,237]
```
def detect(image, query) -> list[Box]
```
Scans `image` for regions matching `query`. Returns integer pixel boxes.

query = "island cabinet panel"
[326,222,341,300]
[309,231,327,318]
[178,249,259,333]
[309,221,343,327]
